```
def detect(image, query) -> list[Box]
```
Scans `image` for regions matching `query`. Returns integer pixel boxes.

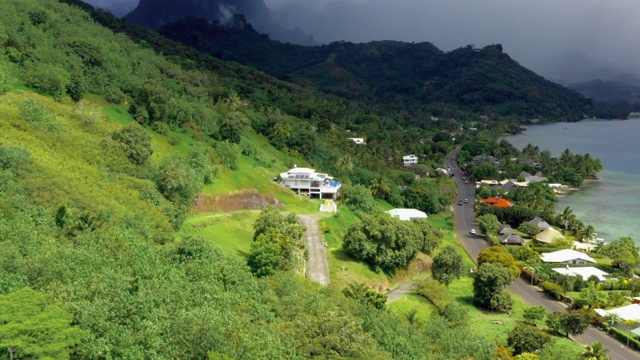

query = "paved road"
[446,148,640,360]
[299,214,330,285]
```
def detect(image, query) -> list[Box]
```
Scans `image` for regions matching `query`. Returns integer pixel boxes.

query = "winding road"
[445,148,639,360]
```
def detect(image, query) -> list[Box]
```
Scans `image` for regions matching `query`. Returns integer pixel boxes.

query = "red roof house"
[479,196,513,208]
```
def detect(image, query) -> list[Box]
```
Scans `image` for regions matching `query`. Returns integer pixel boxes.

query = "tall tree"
[473,262,514,312]
[432,245,465,286]
[0,288,87,360]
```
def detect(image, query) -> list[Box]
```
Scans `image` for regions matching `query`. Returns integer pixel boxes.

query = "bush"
[345,184,377,214]
[214,140,240,170]
[415,278,450,311]
[343,214,421,271]
[112,125,153,165]
[609,327,640,350]
[540,281,564,301]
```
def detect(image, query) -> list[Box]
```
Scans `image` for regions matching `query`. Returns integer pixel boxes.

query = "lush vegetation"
[157,17,628,122]
[0,1,634,359]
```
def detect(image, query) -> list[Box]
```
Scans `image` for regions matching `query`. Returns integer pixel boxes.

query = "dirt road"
[298,214,330,285]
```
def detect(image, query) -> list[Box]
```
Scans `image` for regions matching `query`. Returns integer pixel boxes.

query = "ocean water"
[500,119,640,245]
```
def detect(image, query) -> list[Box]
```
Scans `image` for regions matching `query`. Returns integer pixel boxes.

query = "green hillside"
[0,1,599,359]
[0,1,507,358]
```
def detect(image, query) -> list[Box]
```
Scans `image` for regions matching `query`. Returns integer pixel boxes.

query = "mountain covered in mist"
[125,0,316,45]
[158,17,626,120]
[569,80,640,109]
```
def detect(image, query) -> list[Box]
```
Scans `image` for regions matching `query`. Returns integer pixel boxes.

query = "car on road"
[464,199,468,203]
[464,180,468,184]
[457,200,463,205]
[470,229,476,234]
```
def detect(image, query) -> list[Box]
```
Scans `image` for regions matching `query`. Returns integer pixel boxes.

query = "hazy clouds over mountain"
[83,0,640,83]
[264,0,640,81]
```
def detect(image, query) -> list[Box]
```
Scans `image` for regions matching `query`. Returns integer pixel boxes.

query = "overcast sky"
[83,0,640,81]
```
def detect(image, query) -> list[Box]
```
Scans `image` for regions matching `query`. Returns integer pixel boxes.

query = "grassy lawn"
[179,210,260,259]
[387,293,437,323]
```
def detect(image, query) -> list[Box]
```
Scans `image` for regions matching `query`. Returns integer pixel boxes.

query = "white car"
[470,229,476,234]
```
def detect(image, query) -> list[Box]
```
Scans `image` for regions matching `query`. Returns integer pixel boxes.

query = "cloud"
[265,0,640,79]
[82,0,139,17]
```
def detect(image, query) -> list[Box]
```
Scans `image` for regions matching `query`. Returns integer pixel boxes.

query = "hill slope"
[569,79,640,109]
[158,17,627,121]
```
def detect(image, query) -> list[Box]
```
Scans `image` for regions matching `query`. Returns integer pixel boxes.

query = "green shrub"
[540,281,564,301]
[112,125,153,165]
[415,278,450,311]
[609,327,640,350]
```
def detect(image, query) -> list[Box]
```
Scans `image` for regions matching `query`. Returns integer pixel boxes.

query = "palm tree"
[558,206,574,229]
[370,177,391,198]
[602,313,622,334]
[273,121,291,139]
[336,155,354,173]
[578,225,597,243]
[224,93,242,111]
[582,341,609,360]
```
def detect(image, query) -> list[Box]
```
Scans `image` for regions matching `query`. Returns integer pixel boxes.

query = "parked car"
[470,229,476,234]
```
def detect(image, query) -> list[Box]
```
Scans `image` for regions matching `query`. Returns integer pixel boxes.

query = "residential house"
[534,227,566,244]
[552,266,609,281]
[527,217,551,232]
[498,226,525,245]
[386,208,428,221]
[540,249,596,264]
[595,304,640,334]
[479,196,513,208]
[472,154,500,166]
[403,155,418,166]
[279,167,341,199]
[519,171,548,183]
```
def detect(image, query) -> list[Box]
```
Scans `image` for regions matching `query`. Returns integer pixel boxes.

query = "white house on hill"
[386,208,428,221]
[279,167,341,199]
[541,249,596,264]
[403,155,418,166]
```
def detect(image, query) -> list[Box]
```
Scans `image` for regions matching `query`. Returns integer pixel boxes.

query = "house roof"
[541,249,596,263]
[595,304,640,322]
[534,227,566,244]
[552,266,609,281]
[280,167,333,181]
[386,208,428,221]
[528,217,551,231]
[500,232,525,245]
[479,196,513,208]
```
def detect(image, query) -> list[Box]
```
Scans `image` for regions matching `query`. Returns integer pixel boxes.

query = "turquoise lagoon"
[501,119,640,245]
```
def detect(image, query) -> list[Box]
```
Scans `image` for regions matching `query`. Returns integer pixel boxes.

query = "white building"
[540,249,596,264]
[386,208,428,221]
[595,304,640,332]
[403,155,418,166]
[349,138,366,145]
[552,266,609,281]
[279,167,341,199]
